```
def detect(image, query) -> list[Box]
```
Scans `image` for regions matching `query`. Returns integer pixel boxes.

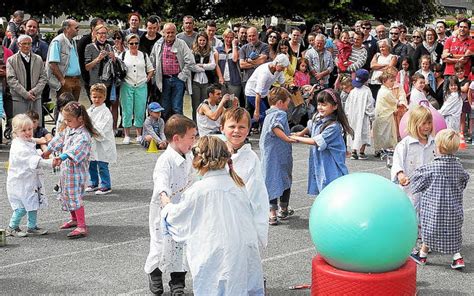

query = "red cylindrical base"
[311,255,416,296]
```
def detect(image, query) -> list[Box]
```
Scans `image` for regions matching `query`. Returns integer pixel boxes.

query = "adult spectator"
[328,22,342,52]
[398,25,409,45]
[150,23,195,119]
[245,54,289,124]
[305,34,334,87]
[289,27,304,58]
[6,35,47,123]
[388,26,407,68]
[406,29,423,61]
[205,20,223,49]
[120,34,154,144]
[190,32,216,122]
[9,19,49,61]
[0,28,14,134]
[361,21,377,71]
[139,16,161,55]
[369,39,397,99]
[196,83,233,136]
[354,20,362,33]
[77,17,105,99]
[237,26,248,47]
[277,39,297,85]
[266,31,281,61]
[111,29,125,136]
[436,21,449,45]
[432,63,445,108]
[4,10,24,47]
[259,25,268,42]
[46,19,82,100]
[412,28,443,71]
[442,19,473,87]
[216,29,241,98]
[239,27,269,90]
[84,24,115,107]
[280,31,289,41]
[122,12,145,38]
[346,31,368,74]
[375,25,386,41]
[176,15,198,49]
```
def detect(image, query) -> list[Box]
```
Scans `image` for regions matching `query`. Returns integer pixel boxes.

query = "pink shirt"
[294,71,310,87]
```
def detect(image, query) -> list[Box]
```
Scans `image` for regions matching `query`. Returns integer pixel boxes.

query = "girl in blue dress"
[259,87,297,225]
[291,89,354,195]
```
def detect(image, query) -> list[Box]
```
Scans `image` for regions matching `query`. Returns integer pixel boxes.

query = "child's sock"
[75,207,86,228]
[453,253,462,260]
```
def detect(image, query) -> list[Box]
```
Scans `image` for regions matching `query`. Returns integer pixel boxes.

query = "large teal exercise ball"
[309,173,417,273]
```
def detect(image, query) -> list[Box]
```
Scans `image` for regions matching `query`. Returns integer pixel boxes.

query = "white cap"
[273,54,290,67]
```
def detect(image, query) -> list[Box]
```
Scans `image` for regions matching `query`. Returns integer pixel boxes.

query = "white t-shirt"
[244,63,285,97]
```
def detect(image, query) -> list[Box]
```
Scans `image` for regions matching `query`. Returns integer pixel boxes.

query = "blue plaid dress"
[410,155,469,253]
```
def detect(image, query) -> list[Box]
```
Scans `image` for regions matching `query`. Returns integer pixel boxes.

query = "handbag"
[114,53,128,80]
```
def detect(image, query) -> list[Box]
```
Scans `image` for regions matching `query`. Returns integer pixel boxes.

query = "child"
[409,129,469,269]
[396,57,411,96]
[293,57,311,87]
[144,114,197,295]
[335,31,352,73]
[344,69,375,160]
[86,83,117,195]
[439,76,463,132]
[43,101,97,239]
[455,62,470,135]
[416,55,436,92]
[290,89,354,195]
[259,87,296,225]
[141,102,167,150]
[220,107,269,249]
[409,73,429,109]
[6,114,52,237]
[373,68,409,152]
[391,105,436,210]
[161,136,264,295]
[26,110,52,152]
[337,74,353,108]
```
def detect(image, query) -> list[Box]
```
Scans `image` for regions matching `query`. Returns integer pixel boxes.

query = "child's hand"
[52,157,62,168]
[397,172,410,186]
[288,135,299,143]
[42,150,52,159]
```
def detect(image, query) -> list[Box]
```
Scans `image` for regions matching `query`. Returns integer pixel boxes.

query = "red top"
[443,36,474,76]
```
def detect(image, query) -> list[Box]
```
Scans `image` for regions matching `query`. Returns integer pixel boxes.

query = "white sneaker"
[85,186,99,192]
[123,136,131,144]
[135,136,143,143]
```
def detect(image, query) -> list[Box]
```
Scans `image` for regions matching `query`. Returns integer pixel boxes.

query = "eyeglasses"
[390,32,399,35]
[268,35,277,39]
[413,36,421,39]
[114,36,122,40]
[129,42,139,45]
[362,26,371,30]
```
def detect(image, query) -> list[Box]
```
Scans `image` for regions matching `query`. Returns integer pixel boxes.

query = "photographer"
[196,83,237,136]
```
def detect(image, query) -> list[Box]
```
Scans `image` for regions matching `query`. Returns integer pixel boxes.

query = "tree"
[0,0,444,27]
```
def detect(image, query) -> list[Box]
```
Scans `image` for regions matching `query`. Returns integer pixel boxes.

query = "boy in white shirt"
[144,114,197,295]
[86,84,117,195]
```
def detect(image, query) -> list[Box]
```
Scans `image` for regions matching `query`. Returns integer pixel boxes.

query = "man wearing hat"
[141,102,167,149]
[245,53,289,125]
[6,34,47,124]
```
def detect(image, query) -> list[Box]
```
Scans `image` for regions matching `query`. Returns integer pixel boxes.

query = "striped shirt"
[347,46,367,73]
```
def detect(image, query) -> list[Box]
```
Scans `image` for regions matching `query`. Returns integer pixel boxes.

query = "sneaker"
[135,136,143,143]
[278,207,295,220]
[67,227,88,239]
[410,252,427,265]
[451,258,465,270]
[350,152,359,160]
[95,188,112,195]
[269,216,279,225]
[85,185,99,192]
[358,152,368,160]
[26,227,48,236]
[149,268,164,295]
[6,226,27,237]
[123,136,131,145]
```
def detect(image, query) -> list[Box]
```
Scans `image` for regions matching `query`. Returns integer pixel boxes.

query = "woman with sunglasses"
[266,31,281,61]
[119,34,154,144]
[111,30,125,136]
[412,28,443,72]
[407,29,423,62]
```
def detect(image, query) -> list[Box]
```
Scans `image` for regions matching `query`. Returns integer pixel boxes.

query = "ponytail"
[227,159,245,187]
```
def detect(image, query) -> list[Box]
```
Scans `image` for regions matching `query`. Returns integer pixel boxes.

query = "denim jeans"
[9,208,37,229]
[162,76,185,119]
[89,161,111,189]
[246,95,269,125]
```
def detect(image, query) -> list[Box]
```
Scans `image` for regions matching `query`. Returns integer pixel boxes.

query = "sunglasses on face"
[268,35,277,39]
[129,42,139,45]
[413,36,421,38]
[114,36,122,40]
[390,32,399,35]
[362,27,371,30]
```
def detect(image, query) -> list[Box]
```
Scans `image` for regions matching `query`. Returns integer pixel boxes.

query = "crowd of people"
[1,9,473,295]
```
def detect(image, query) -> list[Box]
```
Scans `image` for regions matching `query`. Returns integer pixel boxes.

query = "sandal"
[67,227,88,239]
[60,220,78,229]
[269,216,278,226]
[278,207,295,220]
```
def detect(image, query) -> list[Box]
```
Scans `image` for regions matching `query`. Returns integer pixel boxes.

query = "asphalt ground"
[0,97,473,295]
